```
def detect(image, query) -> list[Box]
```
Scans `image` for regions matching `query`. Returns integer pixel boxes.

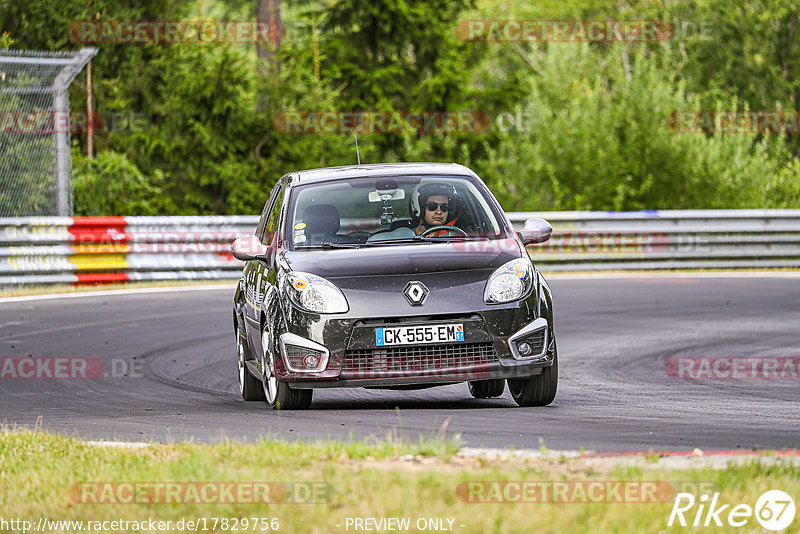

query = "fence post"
[53,87,70,216]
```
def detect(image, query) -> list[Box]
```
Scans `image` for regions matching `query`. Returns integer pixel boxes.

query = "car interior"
[294,179,503,246]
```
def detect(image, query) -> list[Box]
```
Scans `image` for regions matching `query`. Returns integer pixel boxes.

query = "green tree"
[72,149,174,215]
[470,44,798,210]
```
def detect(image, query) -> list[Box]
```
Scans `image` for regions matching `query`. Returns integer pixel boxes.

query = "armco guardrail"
[509,209,800,271]
[0,216,257,285]
[1,210,799,285]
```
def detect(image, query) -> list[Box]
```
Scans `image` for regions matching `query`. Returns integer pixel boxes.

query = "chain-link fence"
[0,48,96,217]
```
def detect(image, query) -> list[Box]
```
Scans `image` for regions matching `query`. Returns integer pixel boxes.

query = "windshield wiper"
[295,242,361,249]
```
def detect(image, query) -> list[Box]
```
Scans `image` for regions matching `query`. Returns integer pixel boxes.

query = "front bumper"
[267,268,556,389]
[275,304,554,389]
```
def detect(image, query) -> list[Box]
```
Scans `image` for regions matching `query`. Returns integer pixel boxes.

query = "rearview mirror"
[518,218,553,245]
[368,189,405,202]
[231,235,267,261]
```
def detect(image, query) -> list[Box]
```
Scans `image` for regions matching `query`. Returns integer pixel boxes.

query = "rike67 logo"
[668,490,795,531]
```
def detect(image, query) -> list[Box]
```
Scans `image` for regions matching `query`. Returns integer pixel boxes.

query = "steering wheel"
[420,225,468,237]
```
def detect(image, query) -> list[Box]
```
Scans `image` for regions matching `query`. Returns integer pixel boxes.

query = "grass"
[1,429,798,533]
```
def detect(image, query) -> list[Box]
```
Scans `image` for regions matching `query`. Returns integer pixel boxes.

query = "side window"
[254,199,271,240]
[259,184,284,245]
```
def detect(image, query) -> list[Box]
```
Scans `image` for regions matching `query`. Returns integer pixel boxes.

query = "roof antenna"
[354,132,361,165]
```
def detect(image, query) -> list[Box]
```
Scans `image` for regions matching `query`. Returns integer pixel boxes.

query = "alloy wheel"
[236,334,246,395]
[262,330,278,403]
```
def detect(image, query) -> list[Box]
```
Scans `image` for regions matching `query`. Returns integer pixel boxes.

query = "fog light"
[517,342,532,357]
[281,334,329,373]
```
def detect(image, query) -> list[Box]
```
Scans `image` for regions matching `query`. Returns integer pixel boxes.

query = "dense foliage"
[2,0,798,214]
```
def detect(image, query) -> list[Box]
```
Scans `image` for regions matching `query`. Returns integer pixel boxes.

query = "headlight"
[283,272,349,314]
[484,258,534,304]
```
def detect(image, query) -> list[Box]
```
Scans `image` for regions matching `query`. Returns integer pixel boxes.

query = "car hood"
[281,238,522,277]
[279,239,531,317]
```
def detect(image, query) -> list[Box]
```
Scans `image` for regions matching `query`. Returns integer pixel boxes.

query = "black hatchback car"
[231,163,556,410]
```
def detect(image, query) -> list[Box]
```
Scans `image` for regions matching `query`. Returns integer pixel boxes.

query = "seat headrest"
[303,204,340,235]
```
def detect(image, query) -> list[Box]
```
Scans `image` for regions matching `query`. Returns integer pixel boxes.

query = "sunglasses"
[425,202,449,212]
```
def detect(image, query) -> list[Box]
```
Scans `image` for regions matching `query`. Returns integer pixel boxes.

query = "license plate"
[375,323,464,346]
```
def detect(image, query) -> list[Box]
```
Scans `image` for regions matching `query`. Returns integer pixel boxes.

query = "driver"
[412,183,459,236]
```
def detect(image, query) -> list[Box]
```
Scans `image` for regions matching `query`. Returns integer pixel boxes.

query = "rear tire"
[262,329,313,410]
[468,379,505,398]
[508,344,558,407]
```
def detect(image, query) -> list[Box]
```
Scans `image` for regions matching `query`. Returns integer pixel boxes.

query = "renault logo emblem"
[403,281,429,306]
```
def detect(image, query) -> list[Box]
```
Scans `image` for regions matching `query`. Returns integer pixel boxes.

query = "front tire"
[468,379,505,398]
[238,332,265,401]
[261,329,313,410]
[508,344,558,407]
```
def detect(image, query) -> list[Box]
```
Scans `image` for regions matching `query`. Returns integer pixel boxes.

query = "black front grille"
[516,328,546,356]
[342,342,499,376]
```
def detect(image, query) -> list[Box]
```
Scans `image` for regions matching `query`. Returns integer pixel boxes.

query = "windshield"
[286,175,507,249]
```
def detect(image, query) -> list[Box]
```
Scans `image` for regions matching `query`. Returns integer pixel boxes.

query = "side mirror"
[231,235,267,261]
[518,218,553,245]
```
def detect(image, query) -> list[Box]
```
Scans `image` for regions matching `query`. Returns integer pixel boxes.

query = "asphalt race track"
[1,275,798,452]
